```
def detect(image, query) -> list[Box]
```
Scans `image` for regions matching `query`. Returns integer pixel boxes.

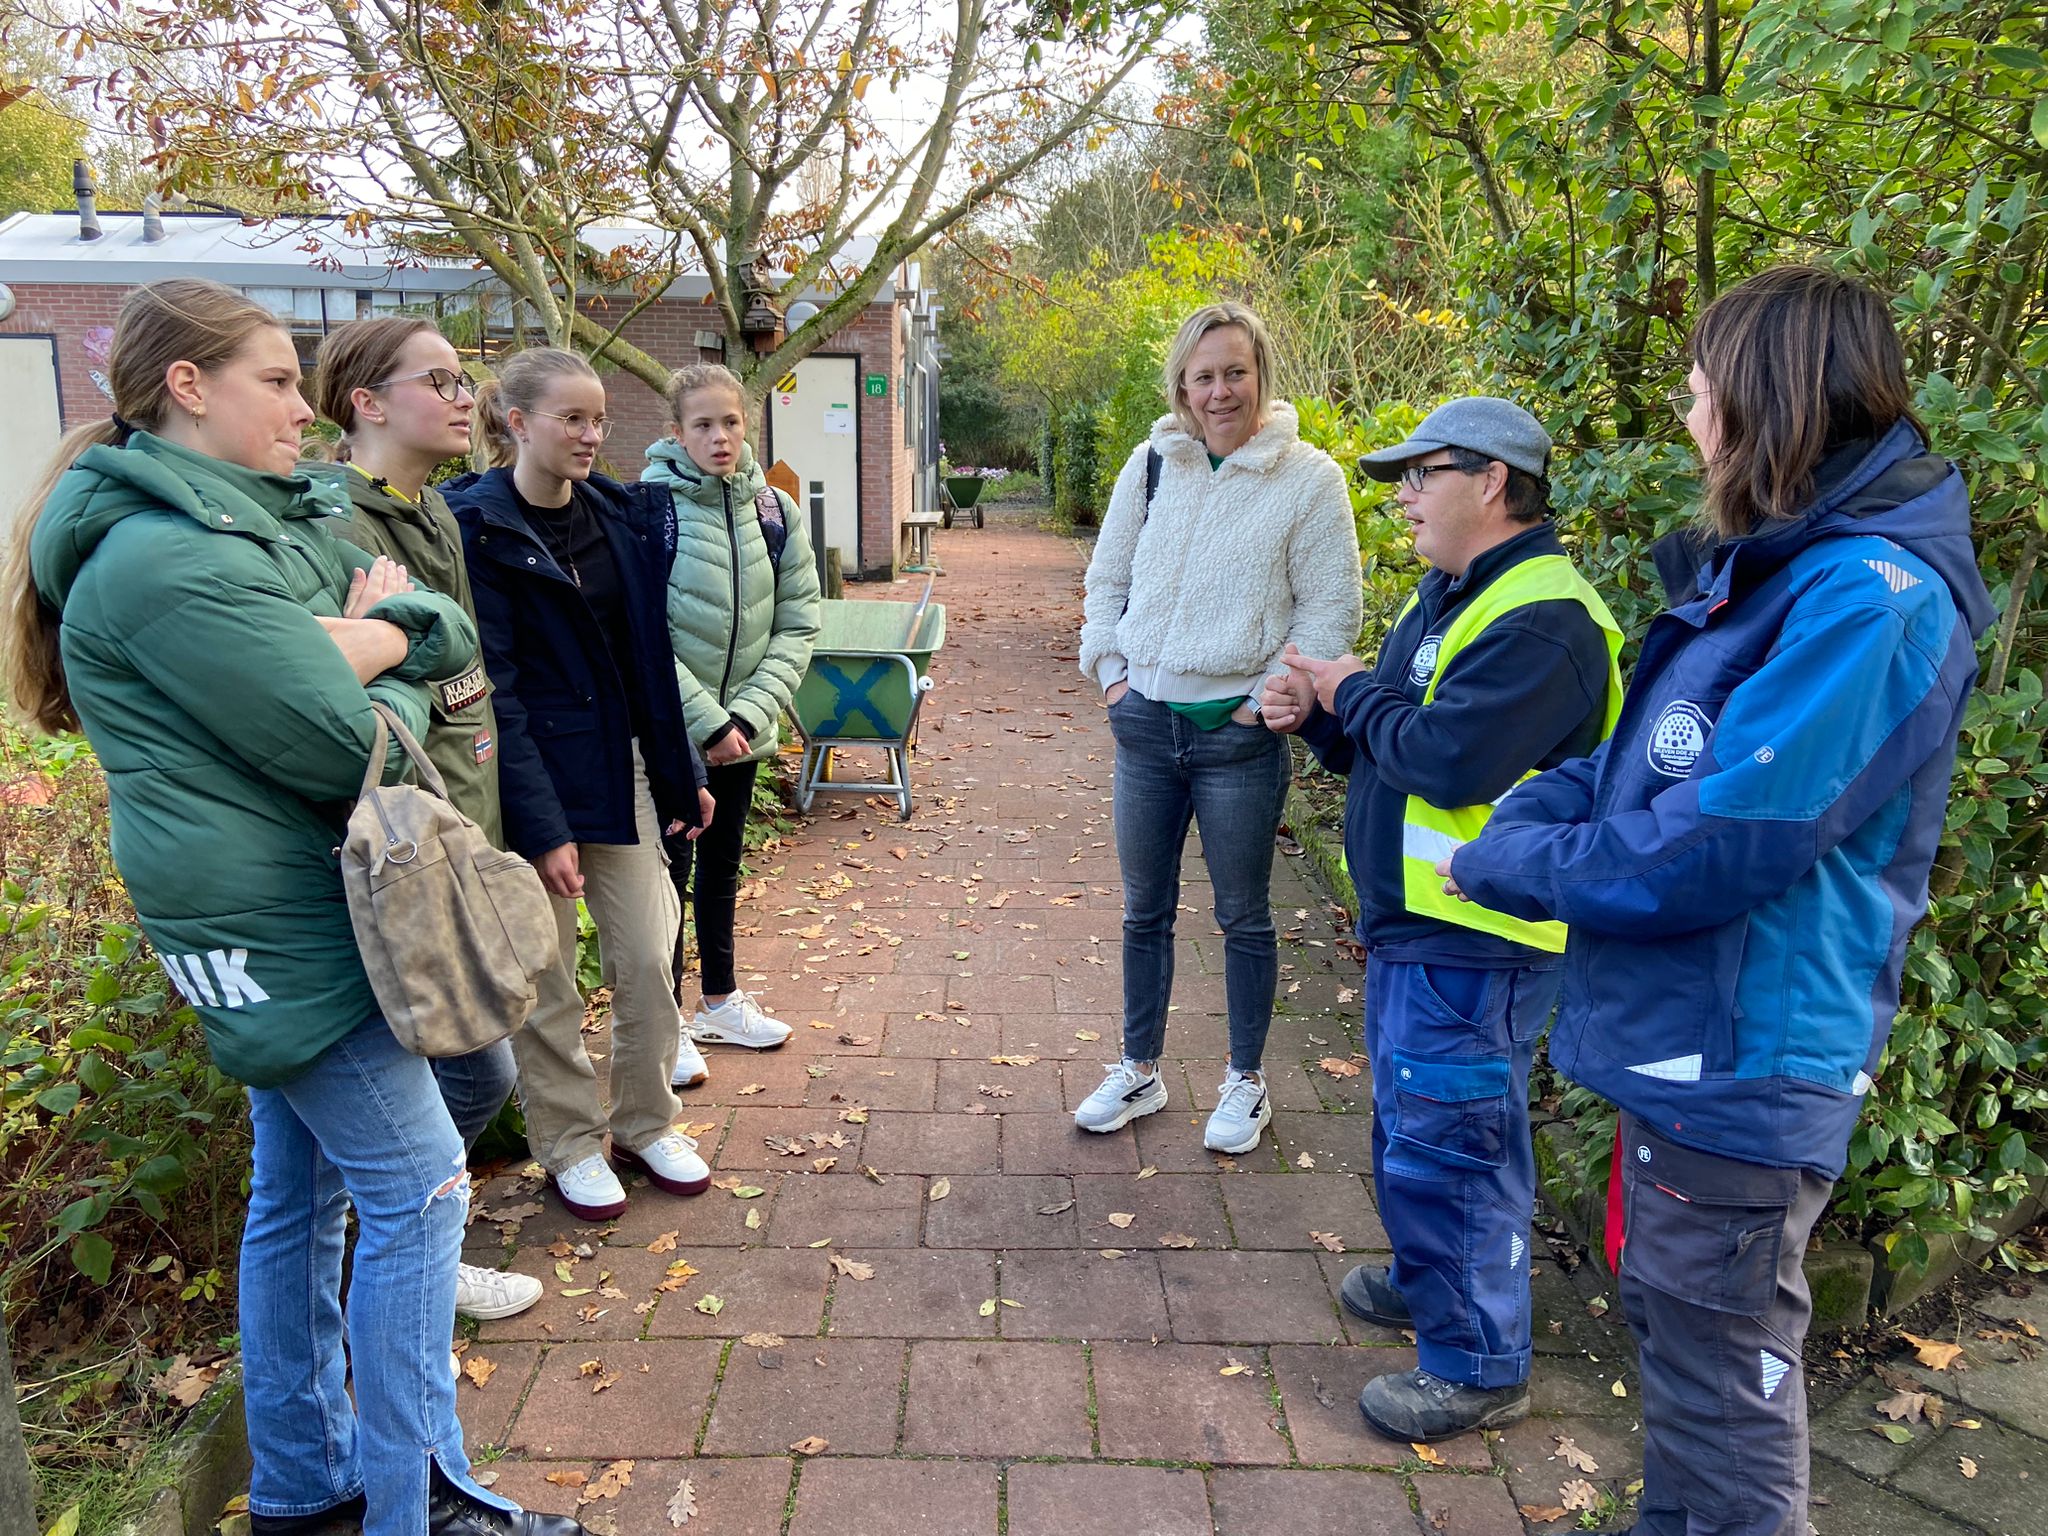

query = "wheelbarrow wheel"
[973,505,984,529]
[940,506,954,529]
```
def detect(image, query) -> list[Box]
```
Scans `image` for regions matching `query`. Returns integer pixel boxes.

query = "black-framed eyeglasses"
[1398,461,1477,493]
[372,367,477,403]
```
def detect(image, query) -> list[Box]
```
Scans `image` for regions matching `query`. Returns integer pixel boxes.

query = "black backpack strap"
[753,485,789,575]
[1120,447,1165,620]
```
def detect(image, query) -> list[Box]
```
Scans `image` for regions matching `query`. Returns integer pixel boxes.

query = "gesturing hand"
[689,786,717,840]
[1283,644,1370,714]
[343,555,414,618]
[1434,853,1472,902]
[1257,656,1317,733]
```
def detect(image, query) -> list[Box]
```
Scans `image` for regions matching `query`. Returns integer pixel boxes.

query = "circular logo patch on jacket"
[1408,634,1443,687]
[1646,700,1713,777]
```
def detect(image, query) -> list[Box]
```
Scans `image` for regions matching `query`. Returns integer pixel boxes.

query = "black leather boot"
[429,1466,590,1536]
[250,1493,367,1535]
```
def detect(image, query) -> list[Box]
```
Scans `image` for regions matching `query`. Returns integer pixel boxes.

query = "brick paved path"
[456,505,2021,1535]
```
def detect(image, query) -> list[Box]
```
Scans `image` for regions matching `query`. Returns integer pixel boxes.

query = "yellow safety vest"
[1398,554,1624,953]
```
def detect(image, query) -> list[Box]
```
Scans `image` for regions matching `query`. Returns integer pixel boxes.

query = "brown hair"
[4,278,285,733]
[1162,302,1278,441]
[314,315,438,459]
[470,347,598,470]
[1689,266,1921,538]
[664,362,748,433]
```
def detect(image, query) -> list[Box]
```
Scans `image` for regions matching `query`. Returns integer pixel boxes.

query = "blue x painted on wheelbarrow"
[815,657,897,737]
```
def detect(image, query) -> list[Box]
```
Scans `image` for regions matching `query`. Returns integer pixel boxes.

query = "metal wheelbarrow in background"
[789,579,946,820]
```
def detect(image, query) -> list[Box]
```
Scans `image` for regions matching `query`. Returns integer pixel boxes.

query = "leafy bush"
[1231,0,2048,1272]
[1053,399,1102,527]
[1037,412,1057,501]
[3,726,246,1532]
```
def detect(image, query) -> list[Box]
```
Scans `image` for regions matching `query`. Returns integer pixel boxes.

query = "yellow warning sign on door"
[775,371,798,394]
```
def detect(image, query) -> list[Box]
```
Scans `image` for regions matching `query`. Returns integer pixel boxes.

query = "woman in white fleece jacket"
[1076,302,1363,1155]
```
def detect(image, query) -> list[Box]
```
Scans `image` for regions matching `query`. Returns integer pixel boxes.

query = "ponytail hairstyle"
[663,361,749,433]
[1688,265,1921,539]
[4,278,284,733]
[314,315,437,462]
[471,346,599,470]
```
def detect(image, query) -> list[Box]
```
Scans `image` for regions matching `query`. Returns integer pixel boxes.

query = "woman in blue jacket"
[1445,266,1994,1536]
[444,348,715,1223]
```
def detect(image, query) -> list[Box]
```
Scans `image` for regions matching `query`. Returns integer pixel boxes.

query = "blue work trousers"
[1363,956,1555,1387]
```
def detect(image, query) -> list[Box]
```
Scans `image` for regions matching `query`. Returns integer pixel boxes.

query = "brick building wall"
[3,281,915,580]
[1,283,128,430]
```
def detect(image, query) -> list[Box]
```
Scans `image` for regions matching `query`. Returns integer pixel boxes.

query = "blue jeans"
[242,1013,513,1536]
[1364,957,1557,1387]
[431,1039,516,1150]
[1108,690,1291,1070]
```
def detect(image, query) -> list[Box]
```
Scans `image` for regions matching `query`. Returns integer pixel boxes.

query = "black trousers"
[665,759,759,999]
[1618,1113,1834,1536]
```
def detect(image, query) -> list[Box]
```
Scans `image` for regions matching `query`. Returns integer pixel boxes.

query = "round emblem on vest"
[1636,1145,1651,1163]
[1646,699,1713,778]
[1408,634,1443,687]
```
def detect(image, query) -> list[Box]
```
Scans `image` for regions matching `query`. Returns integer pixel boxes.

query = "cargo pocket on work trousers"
[1387,1051,1512,1173]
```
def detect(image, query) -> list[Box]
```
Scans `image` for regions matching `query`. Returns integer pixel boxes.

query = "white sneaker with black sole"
[1074,1058,1168,1133]
[1204,1068,1271,1154]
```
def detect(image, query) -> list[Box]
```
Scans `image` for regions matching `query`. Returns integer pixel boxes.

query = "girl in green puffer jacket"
[644,363,821,1057]
[4,279,578,1536]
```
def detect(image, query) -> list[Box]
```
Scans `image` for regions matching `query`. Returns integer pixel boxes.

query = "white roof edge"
[0,212,899,303]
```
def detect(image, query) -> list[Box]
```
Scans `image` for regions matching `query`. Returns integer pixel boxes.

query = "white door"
[0,336,62,529]
[768,354,861,572]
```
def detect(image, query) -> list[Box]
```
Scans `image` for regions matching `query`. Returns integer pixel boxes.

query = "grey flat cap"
[1357,396,1552,482]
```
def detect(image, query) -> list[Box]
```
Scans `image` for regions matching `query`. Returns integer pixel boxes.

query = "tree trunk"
[1,1313,39,1536]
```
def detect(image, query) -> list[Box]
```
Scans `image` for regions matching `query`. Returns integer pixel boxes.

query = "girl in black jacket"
[444,347,714,1222]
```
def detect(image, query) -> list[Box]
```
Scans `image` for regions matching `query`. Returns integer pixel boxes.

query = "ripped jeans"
[242,1012,513,1536]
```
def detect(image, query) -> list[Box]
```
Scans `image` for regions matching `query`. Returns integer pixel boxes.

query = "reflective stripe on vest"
[1400,554,1624,953]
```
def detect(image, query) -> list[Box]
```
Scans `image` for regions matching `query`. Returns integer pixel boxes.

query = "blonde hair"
[471,347,599,470]
[664,361,748,432]
[314,315,438,460]
[5,278,285,734]
[1161,302,1278,441]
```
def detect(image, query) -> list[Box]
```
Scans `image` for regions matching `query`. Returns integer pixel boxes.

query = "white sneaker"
[615,1130,711,1197]
[1074,1058,1168,1134]
[690,990,793,1050]
[670,1029,711,1087]
[455,1262,544,1322]
[550,1153,628,1221]
[1204,1068,1271,1154]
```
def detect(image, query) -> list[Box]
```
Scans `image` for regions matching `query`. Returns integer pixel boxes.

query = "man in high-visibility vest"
[1259,397,1623,1442]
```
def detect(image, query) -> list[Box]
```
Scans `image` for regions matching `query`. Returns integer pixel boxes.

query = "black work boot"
[1357,1366,1530,1442]
[251,1495,367,1535]
[1338,1263,1412,1328]
[429,1466,590,1536]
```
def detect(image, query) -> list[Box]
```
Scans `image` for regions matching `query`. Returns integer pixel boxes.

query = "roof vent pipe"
[142,192,165,244]
[73,160,102,241]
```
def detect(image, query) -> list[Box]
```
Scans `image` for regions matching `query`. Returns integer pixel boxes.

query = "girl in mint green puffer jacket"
[644,363,821,1050]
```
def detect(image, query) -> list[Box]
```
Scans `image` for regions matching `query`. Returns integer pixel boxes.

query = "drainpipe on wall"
[73,160,102,241]
[142,192,166,244]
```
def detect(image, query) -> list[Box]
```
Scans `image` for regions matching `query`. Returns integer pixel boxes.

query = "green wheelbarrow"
[790,580,946,820]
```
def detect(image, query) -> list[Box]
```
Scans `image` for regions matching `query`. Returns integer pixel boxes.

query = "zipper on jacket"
[717,481,742,705]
